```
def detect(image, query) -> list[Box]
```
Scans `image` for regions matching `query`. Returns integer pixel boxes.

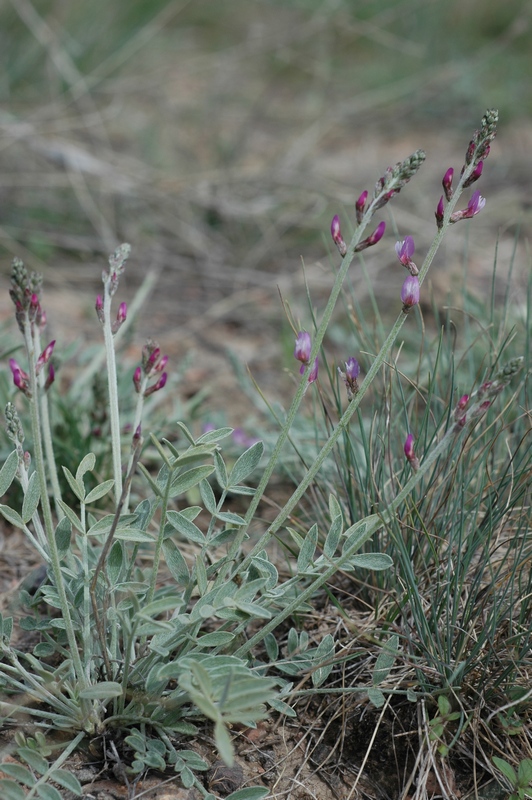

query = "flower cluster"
[133,339,168,397]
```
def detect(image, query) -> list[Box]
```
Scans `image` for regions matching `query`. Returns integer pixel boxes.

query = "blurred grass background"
[0,0,530,410]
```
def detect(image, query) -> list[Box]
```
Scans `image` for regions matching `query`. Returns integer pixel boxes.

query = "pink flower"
[294,331,312,367]
[395,236,415,266]
[133,366,142,393]
[144,372,167,397]
[450,190,486,223]
[9,358,31,396]
[401,275,420,311]
[339,357,360,400]
[95,295,104,323]
[463,160,483,187]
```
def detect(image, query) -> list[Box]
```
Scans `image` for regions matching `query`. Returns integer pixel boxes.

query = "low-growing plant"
[0,109,527,798]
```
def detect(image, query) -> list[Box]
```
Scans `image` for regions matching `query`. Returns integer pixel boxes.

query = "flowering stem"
[102,287,123,504]
[33,328,63,519]
[22,322,87,693]
[231,157,481,579]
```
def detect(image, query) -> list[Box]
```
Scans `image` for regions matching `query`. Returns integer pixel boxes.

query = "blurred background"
[0,0,531,417]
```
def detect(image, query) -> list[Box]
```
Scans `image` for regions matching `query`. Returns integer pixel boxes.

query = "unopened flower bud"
[133,366,142,393]
[331,215,347,257]
[294,331,312,368]
[442,168,454,201]
[144,372,167,396]
[355,190,368,223]
[44,363,55,391]
[153,354,168,373]
[404,433,420,471]
[401,275,420,311]
[111,301,127,333]
[435,196,445,229]
[463,160,483,187]
[95,295,104,323]
[36,340,55,375]
[308,357,319,384]
[355,220,386,252]
[9,359,31,397]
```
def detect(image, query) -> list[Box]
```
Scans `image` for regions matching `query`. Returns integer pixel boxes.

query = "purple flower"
[464,190,486,217]
[395,236,415,266]
[133,366,142,393]
[44,363,55,391]
[294,331,312,367]
[355,220,386,252]
[339,356,360,400]
[144,372,167,397]
[331,215,347,257]
[450,190,486,223]
[401,275,420,311]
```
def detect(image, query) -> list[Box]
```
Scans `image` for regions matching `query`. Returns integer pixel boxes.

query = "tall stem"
[102,288,123,504]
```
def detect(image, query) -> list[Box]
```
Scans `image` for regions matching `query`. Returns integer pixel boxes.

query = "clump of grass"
[0,109,527,800]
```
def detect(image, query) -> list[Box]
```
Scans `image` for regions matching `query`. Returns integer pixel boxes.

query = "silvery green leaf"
[214,450,228,489]
[215,511,245,525]
[323,514,342,559]
[108,540,125,584]
[229,441,264,487]
[114,528,154,543]
[264,632,279,661]
[0,763,35,786]
[57,500,83,532]
[312,634,335,688]
[196,555,208,595]
[140,596,183,618]
[407,687,418,702]
[0,504,24,529]
[62,466,84,501]
[18,747,49,774]
[21,472,40,523]
[367,687,386,708]
[172,446,217,467]
[197,631,235,647]
[36,785,63,800]
[328,494,342,522]
[287,628,298,655]
[54,516,72,557]
[196,427,234,444]
[170,465,214,497]
[175,421,195,444]
[167,511,205,544]
[267,697,297,717]
[85,479,115,504]
[79,682,123,699]
[214,720,234,766]
[349,553,393,571]
[373,634,399,685]
[75,452,96,484]
[0,782,27,800]
[50,769,83,796]
[162,539,189,585]
[200,479,217,514]
[0,451,19,497]
[297,523,318,573]
[342,514,381,554]
[226,789,271,800]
